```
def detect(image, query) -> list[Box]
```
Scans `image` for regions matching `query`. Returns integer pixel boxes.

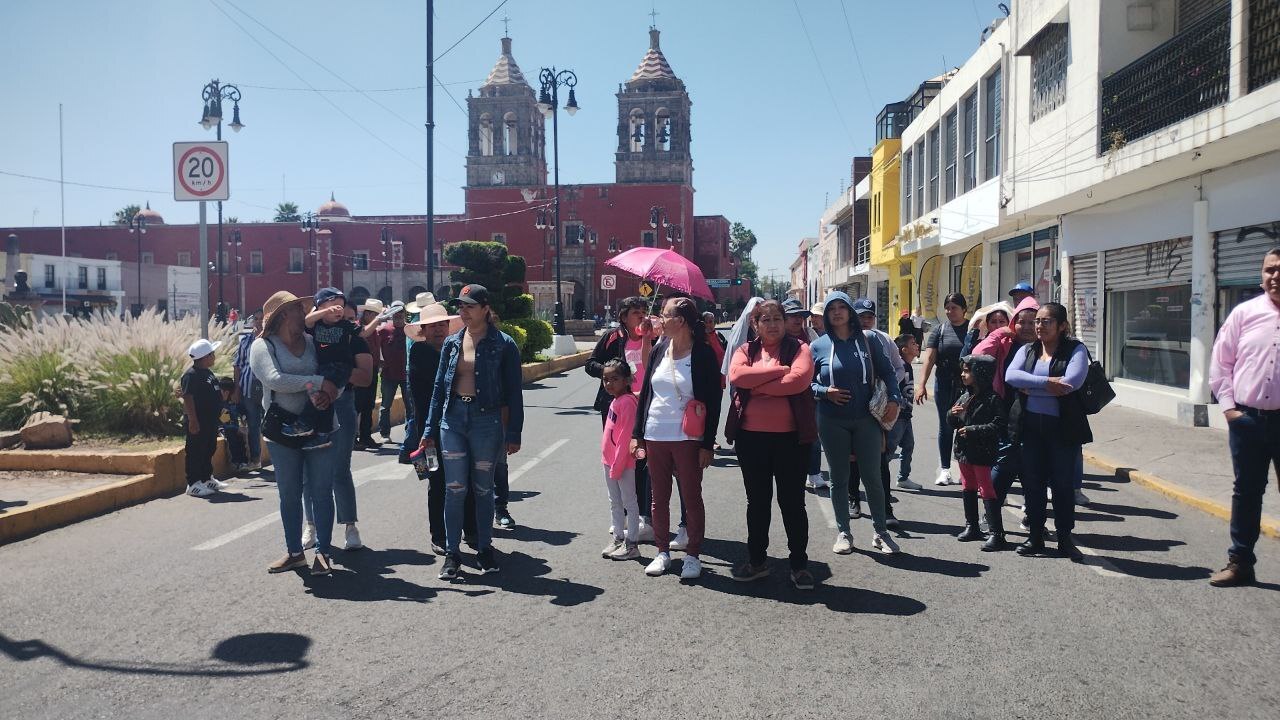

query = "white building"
[18,253,126,317]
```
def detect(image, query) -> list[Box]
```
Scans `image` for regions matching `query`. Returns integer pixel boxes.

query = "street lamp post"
[127,213,147,316]
[198,78,244,325]
[230,229,243,314]
[536,66,579,337]
[380,226,391,297]
[299,212,319,296]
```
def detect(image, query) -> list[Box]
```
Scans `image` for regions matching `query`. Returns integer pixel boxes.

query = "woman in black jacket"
[630,297,723,580]
[947,354,1008,551]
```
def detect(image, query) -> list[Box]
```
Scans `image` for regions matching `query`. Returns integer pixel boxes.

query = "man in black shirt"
[183,338,224,498]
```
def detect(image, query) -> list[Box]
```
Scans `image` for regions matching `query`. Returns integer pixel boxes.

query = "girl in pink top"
[600,359,641,560]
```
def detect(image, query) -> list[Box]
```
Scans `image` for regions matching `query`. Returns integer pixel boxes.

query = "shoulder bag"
[670,344,707,439]
[1078,344,1116,415]
[831,334,895,431]
[258,338,311,450]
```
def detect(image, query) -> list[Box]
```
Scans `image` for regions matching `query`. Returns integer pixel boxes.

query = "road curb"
[1083,449,1280,541]
[0,472,170,545]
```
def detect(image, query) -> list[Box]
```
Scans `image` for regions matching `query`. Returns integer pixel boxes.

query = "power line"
[837,0,874,105]
[792,0,856,147]
[238,78,482,93]
[0,169,169,195]
[435,72,468,116]
[434,0,510,62]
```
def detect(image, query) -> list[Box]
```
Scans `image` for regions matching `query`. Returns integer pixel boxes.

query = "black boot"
[1056,532,1084,562]
[981,498,1008,552]
[956,491,984,541]
[1016,527,1046,556]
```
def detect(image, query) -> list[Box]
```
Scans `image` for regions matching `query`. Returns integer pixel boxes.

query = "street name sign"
[173,141,229,201]
[707,278,731,288]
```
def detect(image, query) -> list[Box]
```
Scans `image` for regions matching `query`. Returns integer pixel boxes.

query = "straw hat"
[260,290,313,337]
[359,298,385,314]
[404,292,437,314]
[405,303,460,342]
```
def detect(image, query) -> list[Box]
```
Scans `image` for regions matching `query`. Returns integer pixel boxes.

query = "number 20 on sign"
[173,141,229,202]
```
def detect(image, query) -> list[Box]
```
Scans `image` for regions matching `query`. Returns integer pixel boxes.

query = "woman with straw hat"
[249,290,340,576]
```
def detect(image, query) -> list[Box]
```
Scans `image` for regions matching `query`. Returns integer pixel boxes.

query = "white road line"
[1002,505,1125,578]
[508,438,569,484]
[192,460,407,551]
[814,493,839,529]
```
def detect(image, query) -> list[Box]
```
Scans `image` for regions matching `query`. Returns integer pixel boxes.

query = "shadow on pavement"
[1084,501,1178,520]
[865,551,991,578]
[694,562,927,616]
[1074,532,1186,553]
[507,490,540,502]
[1090,555,1213,581]
[0,631,311,677]
[205,492,262,504]
[460,550,605,607]
[0,499,29,513]
[305,547,492,603]
[897,519,964,538]
[506,523,577,547]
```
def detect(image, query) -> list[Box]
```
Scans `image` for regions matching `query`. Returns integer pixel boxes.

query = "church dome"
[627,29,684,91]
[135,202,164,225]
[317,192,350,218]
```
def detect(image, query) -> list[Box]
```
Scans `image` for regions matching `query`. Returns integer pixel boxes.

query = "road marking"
[815,493,839,529]
[192,460,407,551]
[508,438,568,484]
[1002,505,1125,578]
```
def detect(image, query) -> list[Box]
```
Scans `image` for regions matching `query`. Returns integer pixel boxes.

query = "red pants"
[958,462,996,500]
[645,439,706,556]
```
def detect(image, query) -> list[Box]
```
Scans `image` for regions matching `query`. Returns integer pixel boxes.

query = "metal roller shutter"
[1216,222,1280,287]
[1070,254,1099,356]
[1104,238,1192,291]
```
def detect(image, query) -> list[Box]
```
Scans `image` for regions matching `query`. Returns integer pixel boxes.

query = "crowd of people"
[176,247,1278,588]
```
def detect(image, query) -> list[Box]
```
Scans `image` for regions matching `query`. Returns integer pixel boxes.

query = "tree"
[226,216,239,224]
[443,241,550,360]
[273,202,301,223]
[113,204,141,226]
[729,221,760,288]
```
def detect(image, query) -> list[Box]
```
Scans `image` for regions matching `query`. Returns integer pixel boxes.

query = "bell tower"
[466,36,547,188]
[615,27,692,185]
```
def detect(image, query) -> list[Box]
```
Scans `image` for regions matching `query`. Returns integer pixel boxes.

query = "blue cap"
[314,287,345,306]
[781,298,810,316]
[852,298,876,315]
[1008,282,1034,297]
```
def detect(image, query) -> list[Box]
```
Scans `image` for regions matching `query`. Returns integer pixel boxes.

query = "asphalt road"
[2,368,1278,719]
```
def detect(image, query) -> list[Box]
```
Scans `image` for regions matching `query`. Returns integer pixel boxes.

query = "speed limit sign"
[173,141,229,201]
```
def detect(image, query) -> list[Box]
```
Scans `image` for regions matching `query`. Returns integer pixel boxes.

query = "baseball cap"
[852,298,876,316]
[456,284,491,306]
[1008,282,1035,297]
[810,303,824,316]
[781,298,810,316]
[314,287,345,307]
[188,338,222,360]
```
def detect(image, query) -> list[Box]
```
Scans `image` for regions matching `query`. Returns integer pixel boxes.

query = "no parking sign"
[173,141,229,201]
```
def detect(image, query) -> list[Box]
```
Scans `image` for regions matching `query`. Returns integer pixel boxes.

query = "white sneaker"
[1074,489,1090,506]
[209,478,230,490]
[934,467,952,486]
[872,531,900,555]
[301,522,317,551]
[646,552,671,576]
[637,519,655,543]
[186,481,214,498]
[1047,487,1054,501]
[807,473,829,489]
[669,526,689,551]
[832,531,854,554]
[680,555,703,579]
[608,525,615,536]
[896,478,923,491]
[343,523,364,551]
[602,537,624,558]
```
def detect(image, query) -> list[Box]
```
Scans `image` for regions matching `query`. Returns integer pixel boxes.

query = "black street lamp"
[230,229,243,314]
[650,206,682,247]
[198,78,244,324]
[537,66,579,337]
[127,212,147,317]
[299,212,319,296]
[380,226,392,295]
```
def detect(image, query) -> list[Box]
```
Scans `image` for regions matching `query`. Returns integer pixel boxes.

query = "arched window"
[656,108,671,152]
[479,113,493,156]
[377,286,393,304]
[629,109,646,152]
[350,286,371,307]
[503,112,518,156]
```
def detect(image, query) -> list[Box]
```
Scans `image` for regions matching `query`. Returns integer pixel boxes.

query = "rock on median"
[19,412,74,450]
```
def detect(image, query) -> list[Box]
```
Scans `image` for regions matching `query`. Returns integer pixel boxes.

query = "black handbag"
[1079,347,1116,415]
[259,339,310,449]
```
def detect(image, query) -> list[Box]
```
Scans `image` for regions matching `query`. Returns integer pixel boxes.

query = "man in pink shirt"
[1208,247,1280,587]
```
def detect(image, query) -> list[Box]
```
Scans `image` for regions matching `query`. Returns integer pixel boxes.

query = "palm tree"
[113,204,141,225]
[273,202,301,223]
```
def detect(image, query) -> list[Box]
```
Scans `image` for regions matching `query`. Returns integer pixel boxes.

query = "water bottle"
[410,447,439,477]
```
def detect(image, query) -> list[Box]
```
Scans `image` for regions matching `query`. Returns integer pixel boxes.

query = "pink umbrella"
[605,247,714,301]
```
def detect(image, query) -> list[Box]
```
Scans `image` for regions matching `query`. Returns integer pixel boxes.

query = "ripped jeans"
[440,400,505,555]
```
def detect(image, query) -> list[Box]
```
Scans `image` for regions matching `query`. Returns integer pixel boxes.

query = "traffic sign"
[173,141,229,201]
[638,281,655,298]
[707,278,731,288]
[600,274,617,290]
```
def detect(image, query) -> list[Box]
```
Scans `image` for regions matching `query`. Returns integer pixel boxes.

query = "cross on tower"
[502,15,511,36]
[648,7,659,29]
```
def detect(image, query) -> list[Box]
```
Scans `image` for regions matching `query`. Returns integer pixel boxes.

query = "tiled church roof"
[629,29,678,85]
[482,37,529,88]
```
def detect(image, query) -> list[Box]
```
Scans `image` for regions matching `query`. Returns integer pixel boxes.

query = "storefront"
[1214,222,1277,327]
[1069,253,1100,357]
[997,226,1060,302]
[1104,238,1193,390]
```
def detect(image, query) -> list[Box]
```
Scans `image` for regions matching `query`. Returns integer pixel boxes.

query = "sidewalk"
[1082,403,1280,538]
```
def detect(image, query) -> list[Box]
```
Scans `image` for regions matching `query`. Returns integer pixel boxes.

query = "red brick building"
[1,29,749,318]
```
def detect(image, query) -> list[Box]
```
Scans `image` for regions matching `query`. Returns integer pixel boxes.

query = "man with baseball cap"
[355,298,386,448]
[782,298,817,343]
[183,338,225,498]
[1008,282,1035,306]
[374,300,409,450]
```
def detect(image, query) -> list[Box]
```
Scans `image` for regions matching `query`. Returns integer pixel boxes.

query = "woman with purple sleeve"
[1004,302,1092,561]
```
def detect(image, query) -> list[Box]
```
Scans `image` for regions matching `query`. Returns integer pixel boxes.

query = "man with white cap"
[183,338,225,498]
[374,300,409,447]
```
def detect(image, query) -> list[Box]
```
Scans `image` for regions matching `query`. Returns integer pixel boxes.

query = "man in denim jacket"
[421,284,524,580]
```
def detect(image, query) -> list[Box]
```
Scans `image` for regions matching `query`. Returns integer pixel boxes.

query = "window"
[564,224,583,247]
[656,108,671,152]
[502,112,517,155]
[177,251,191,267]
[943,109,958,202]
[927,126,940,210]
[44,264,55,289]
[1107,284,1192,388]
[352,251,369,271]
[902,149,914,222]
[492,233,507,244]
[914,139,925,218]
[96,268,107,290]
[642,231,656,248]
[250,251,263,273]
[141,252,154,265]
[629,109,646,152]
[77,266,88,289]
[983,68,1002,180]
[1030,24,1068,121]
[289,248,304,273]
[478,113,494,156]
[962,90,978,191]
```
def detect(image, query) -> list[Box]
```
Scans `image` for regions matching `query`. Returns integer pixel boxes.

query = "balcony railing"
[1251,0,1280,92]
[1099,3,1230,154]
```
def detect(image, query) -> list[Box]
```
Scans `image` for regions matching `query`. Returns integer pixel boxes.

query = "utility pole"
[426,0,436,295]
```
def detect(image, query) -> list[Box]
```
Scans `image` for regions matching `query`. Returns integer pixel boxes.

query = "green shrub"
[509,317,553,362]
[498,321,528,358]
[505,293,534,320]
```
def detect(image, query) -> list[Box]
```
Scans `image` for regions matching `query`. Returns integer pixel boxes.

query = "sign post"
[600,274,616,317]
[173,141,229,338]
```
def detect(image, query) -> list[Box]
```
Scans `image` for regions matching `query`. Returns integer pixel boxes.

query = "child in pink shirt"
[601,359,641,560]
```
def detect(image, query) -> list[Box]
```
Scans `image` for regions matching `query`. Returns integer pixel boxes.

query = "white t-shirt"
[643,349,696,442]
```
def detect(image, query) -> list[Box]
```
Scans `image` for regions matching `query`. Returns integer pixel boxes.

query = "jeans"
[885,414,914,482]
[736,430,809,570]
[400,390,417,456]
[377,374,407,438]
[269,439,336,556]
[817,412,887,535]
[992,439,1021,503]
[1226,408,1280,566]
[243,395,262,462]
[646,440,706,555]
[808,437,823,476]
[184,429,218,486]
[934,379,956,469]
[303,392,359,525]
[441,400,504,555]
[428,466,477,545]
[220,425,248,465]
[604,466,640,542]
[1019,412,1080,535]
[495,456,510,510]
[355,368,378,441]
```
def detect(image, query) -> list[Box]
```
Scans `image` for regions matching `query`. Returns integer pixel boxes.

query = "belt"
[453,394,476,403]
[1238,405,1280,418]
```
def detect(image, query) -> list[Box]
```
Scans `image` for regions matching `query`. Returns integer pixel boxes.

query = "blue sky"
[0,0,993,276]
